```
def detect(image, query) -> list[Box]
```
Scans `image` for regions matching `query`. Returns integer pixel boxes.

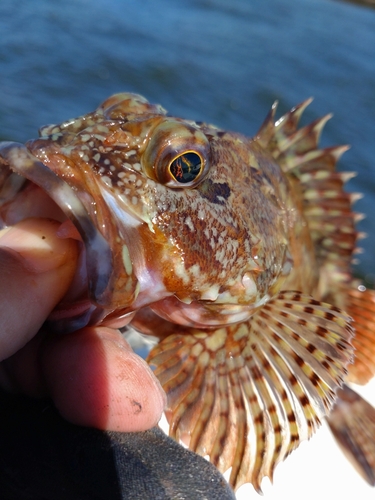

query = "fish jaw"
[0,140,182,320]
[0,141,140,316]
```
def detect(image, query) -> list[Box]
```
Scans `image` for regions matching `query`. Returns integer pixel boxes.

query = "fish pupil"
[170,152,202,183]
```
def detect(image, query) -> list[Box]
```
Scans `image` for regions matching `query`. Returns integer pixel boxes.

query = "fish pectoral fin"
[346,286,375,385]
[147,290,354,491]
[326,384,375,486]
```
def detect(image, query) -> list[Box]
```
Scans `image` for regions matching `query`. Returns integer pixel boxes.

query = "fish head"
[1,93,294,327]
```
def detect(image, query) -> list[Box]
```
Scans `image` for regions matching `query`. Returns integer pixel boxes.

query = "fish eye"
[169,152,203,184]
[142,119,210,188]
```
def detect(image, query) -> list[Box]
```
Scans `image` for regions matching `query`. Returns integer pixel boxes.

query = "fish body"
[0,93,374,491]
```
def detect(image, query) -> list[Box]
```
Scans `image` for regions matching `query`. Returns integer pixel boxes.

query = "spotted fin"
[326,385,375,486]
[147,291,354,491]
[256,100,360,293]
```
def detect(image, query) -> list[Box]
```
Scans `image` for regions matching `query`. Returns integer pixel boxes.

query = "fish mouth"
[0,142,143,330]
[0,142,113,291]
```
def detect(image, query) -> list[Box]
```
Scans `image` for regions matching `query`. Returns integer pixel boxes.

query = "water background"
[1,1,374,498]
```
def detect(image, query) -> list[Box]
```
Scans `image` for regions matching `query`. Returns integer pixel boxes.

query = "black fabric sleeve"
[0,390,235,499]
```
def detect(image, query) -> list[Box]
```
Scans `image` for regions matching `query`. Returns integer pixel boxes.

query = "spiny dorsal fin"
[255,100,361,294]
[147,291,353,491]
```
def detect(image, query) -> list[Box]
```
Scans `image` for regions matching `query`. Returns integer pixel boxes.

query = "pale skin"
[0,218,166,431]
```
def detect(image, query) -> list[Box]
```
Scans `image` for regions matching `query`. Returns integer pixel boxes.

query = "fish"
[0,93,374,492]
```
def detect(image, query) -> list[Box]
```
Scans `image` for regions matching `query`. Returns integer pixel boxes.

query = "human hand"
[0,217,166,432]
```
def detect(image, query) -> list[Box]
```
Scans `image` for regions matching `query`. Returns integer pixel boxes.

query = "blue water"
[1,0,374,279]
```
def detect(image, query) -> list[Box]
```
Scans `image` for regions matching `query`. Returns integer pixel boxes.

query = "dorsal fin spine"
[255,100,360,294]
